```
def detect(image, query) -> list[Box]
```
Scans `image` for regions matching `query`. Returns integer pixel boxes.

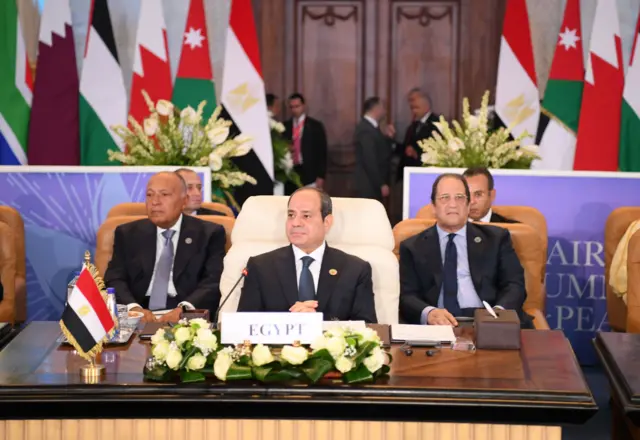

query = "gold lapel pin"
[329,269,338,276]
[474,237,482,243]
[185,237,193,244]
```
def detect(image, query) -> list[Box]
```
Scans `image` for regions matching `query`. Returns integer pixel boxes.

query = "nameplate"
[220,312,324,345]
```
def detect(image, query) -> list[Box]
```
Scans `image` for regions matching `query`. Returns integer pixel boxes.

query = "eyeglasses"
[436,194,467,204]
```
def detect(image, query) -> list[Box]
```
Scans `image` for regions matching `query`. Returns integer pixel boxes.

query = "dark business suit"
[490,211,519,224]
[196,207,225,216]
[283,116,328,194]
[238,245,378,323]
[399,222,526,324]
[104,215,225,312]
[395,113,441,181]
[353,118,393,201]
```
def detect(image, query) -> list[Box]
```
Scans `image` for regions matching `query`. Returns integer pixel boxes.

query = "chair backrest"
[220,196,400,324]
[415,204,548,281]
[106,202,234,218]
[0,222,17,324]
[626,230,640,333]
[95,215,235,277]
[392,219,546,314]
[605,207,640,331]
[0,206,26,322]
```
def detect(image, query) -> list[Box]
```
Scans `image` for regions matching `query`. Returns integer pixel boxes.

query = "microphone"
[213,268,248,327]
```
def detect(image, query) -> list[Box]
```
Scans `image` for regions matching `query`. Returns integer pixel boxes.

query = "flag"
[495,0,540,145]
[129,0,172,125]
[28,0,79,165]
[60,265,114,359]
[532,0,583,170]
[173,0,216,120]
[79,0,127,165]
[620,12,640,171]
[221,0,273,204]
[574,0,624,171]
[0,0,32,165]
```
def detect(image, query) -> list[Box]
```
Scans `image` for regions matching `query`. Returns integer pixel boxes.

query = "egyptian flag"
[60,266,114,358]
[619,11,640,171]
[221,0,273,205]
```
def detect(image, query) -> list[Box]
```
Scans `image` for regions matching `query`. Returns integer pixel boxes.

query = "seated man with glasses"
[399,173,527,326]
[462,166,518,223]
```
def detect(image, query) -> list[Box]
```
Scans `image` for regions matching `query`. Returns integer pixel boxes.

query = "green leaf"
[301,358,334,384]
[178,346,199,370]
[143,365,172,382]
[180,370,205,383]
[308,348,334,363]
[226,364,253,381]
[351,341,377,366]
[253,364,305,383]
[343,364,374,384]
[252,365,274,382]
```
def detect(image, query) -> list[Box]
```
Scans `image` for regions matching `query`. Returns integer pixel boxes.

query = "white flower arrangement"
[270,116,302,187]
[109,91,257,208]
[144,321,392,384]
[418,91,540,169]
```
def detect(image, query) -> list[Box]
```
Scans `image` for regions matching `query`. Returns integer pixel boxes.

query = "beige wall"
[17,0,640,100]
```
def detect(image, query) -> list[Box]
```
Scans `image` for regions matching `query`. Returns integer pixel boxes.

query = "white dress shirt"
[291,242,326,295]
[128,215,194,311]
[419,112,432,124]
[364,115,378,128]
[477,208,492,223]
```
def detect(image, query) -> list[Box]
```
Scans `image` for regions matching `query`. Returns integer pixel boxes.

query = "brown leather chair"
[392,218,549,329]
[0,222,17,324]
[95,215,235,277]
[416,204,548,282]
[604,207,640,332]
[0,206,26,323]
[106,202,234,218]
[627,230,640,333]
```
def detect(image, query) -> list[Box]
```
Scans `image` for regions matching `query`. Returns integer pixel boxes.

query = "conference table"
[0,322,596,440]
[594,332,640,440]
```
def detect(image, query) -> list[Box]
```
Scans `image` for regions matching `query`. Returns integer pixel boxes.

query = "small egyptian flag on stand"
[60,260,114,361]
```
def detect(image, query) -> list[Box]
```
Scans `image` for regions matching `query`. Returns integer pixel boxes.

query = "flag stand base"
[80,363,105,383]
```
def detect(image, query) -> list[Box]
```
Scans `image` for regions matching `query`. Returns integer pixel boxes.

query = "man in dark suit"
[353,97,395,202]
[105,171,225,323]
[462,167,518,223]
[175,168,225,216]
[238,188,377,323]
[395,88,441,181]
[399,173,526,326]
[283,93,328,195]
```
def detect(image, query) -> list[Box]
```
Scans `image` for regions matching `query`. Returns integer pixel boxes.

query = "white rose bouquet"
[109,91,257,209]
[418,91,540,169]
[144,322,392,384]
[270,117,302,188]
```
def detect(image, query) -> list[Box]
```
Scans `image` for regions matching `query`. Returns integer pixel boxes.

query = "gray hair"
[288,187,333,219]
[408,87,432,108]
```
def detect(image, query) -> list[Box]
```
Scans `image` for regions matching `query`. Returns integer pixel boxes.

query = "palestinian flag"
[60,265,114,359]
[619,11,640,171]
[173,0,216,120]
[79,0,127,165]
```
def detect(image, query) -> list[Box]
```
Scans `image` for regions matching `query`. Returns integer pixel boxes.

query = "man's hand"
[381,184,390,198]
[383,124,396,138]
[315,178,325,189]
[289,300,318,313]
[404,146,418,159]
[131,307,156,324]
[427,308,458,326]
[158,307,182,323]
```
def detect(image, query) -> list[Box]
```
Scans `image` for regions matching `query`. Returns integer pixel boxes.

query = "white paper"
[322,321,366,332]
[220,312,324,344]
[391,324,456,343]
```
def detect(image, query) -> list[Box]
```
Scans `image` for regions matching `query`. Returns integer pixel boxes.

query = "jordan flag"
[495,0,540,144]
[0,0,32,165]
[28,0,79,165]
[619,12,640,171]
[80,0,127,165]
[532,0,583,170]
[574,0,624,171]
[129,0,172,124]
[221,0,273,204]
[60,265,115,359]
[173,0,216,120]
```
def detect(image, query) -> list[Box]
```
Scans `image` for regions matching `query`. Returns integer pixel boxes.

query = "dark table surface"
[0,322,597,423]
[594,331,640,425]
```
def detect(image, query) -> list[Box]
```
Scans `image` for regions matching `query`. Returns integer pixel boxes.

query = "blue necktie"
[148,229,175,310]
[298,256,315,302]
[443,233,461,316]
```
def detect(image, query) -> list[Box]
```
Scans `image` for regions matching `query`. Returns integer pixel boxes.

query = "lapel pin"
[474,237,482,243]
[329,269,338,276]
[185,237,193,244]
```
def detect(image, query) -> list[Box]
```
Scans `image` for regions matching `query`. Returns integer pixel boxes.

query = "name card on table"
[220,312,324,345]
